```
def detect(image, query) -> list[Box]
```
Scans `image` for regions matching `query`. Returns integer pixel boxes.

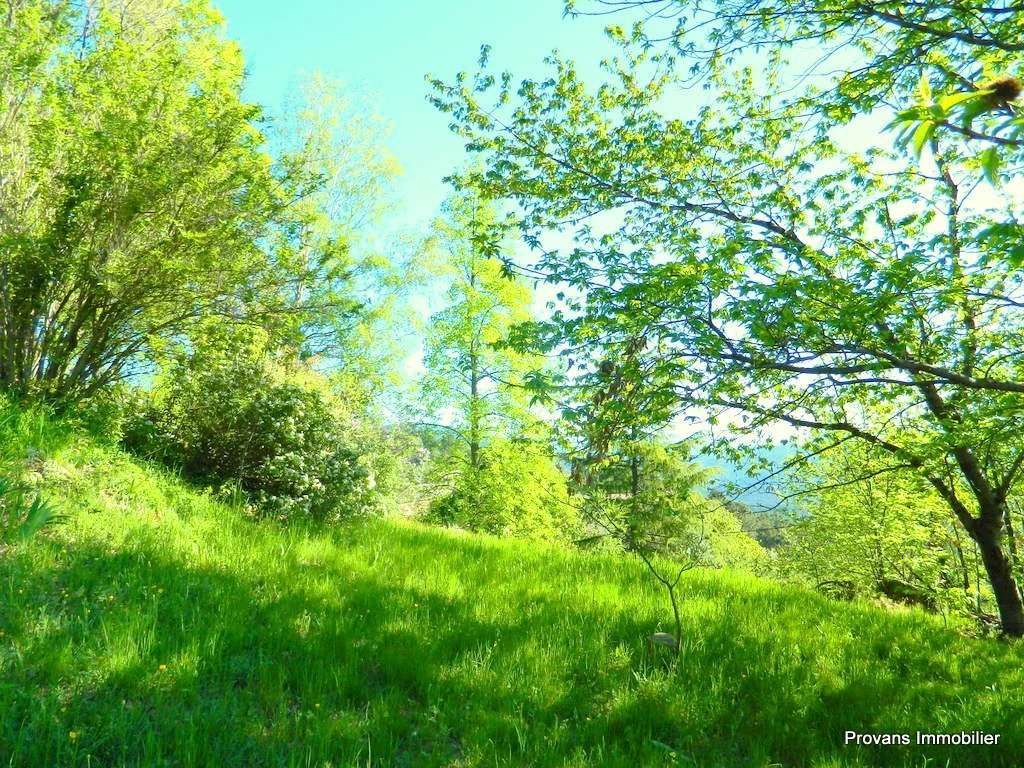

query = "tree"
[565,343,764,642]
[267,74,403,367]
[419,187,577,539]
[420,187,541,470]
[426,437,578,540]
[0,1,368,402]
[568,0,1024,150]
[776,438,978,619]
[431,4,1024,635]
[580,438,764,649]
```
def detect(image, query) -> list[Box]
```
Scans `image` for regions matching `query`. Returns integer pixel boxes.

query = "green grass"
[1,408,1023,767]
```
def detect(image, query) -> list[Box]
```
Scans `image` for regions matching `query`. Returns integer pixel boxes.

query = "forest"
[2,1,1024,766]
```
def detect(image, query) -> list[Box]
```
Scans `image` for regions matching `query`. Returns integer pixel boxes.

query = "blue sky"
[212,1,786,504]
[216,0,616,226]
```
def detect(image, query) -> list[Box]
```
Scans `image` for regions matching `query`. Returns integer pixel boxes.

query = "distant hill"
[699,443,794,518]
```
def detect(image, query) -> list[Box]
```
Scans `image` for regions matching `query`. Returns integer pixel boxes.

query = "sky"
[212,0,626,392]
[215,0,617,226]
[211,0,783,503]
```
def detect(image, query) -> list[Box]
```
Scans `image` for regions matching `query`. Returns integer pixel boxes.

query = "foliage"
[123,325,373,521]
[265,74,403,364]
[430,1,1024,636]
[579,439,766,645]
[419,186,542,456]
[418,186,574,537]
[1,414,1022,766]
[0,1,380,402]
[0,476,63,543]
[774,441,990,622]
[426,438,579,541]
[568,0,1024,155]
[707,491,788,549]
[585,441,763,569]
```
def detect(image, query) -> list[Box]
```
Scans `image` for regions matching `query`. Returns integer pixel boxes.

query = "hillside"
[1,411,1023,768]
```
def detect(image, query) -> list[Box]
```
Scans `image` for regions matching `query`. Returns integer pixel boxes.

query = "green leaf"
[961,97,991,130]
[909,121,935,158]
[979,147,1000,186]
[917,72,932,104]
[15,496,64,542]
[937,90,985,112]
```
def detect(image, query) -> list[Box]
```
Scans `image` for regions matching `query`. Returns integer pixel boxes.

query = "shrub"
[123,327,373,521]
[425,439,580,542]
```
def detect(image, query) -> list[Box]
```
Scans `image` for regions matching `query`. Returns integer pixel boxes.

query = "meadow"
[2,407,1023,768]
[6,2,1024,766]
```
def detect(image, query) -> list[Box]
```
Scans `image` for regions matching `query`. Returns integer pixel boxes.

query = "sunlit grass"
[1,409,1022,767]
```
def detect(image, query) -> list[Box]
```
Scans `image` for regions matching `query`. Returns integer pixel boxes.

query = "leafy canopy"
[430,0,1024,634]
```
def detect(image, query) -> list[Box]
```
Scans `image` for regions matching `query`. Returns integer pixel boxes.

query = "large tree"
[431,2,1024,634]
[0,0,365,402]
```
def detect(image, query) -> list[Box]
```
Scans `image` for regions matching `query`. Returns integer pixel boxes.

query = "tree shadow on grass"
[2,533,1023,768]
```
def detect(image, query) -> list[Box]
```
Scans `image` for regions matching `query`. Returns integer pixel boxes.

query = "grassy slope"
[1,413,1023,768]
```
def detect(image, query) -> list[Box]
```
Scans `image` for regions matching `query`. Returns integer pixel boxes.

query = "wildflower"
[158,664,167,672]
[69,731,79,742]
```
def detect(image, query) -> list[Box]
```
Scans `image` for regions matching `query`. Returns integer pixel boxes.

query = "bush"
[425,439,580,542]
[123,327,373,521]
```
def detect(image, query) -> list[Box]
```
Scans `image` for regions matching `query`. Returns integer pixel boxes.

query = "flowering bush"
[123,327,374,521]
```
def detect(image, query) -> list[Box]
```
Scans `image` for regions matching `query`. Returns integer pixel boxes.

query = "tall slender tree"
[418,187,576,539]
[420,187,540,471]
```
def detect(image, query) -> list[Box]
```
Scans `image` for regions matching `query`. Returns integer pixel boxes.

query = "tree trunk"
[949,525,971,593]
[973,517,1024,637]
[468,348,480,471]
[467,268,481,472]
[1004,505,1020,580]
